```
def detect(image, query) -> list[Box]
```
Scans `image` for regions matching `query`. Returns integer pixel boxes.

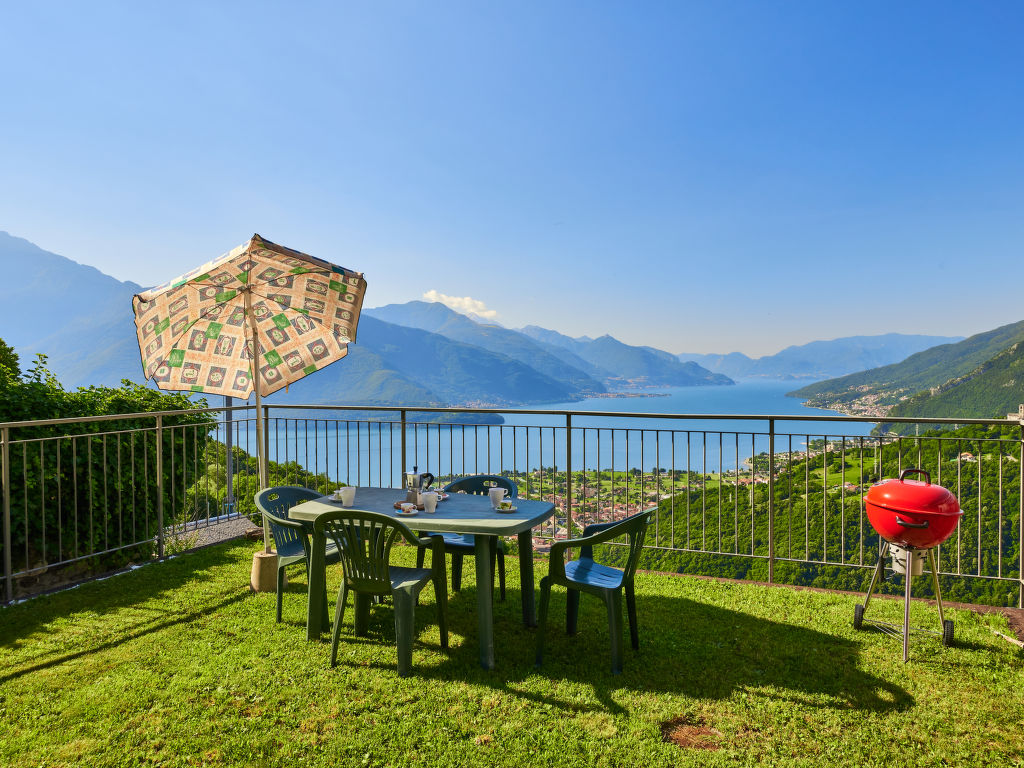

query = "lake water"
[250,379,878,486]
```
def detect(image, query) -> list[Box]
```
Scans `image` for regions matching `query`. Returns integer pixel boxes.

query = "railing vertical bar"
[998,448,1004,579]
[841,436,846,564]
[156,416,164,558]
[655,430,661,544]
[717,431,723,553]
[701,431,707,551]
[685,431,690,550]
[2,426,11,603]
[858,436,865,567]
[751,432,756,556]
[957,439,962,574]
[40,442,47,567]
[804,434,810,561]
[565,414,573,537]
[670,430,676,549]
[786,434,792,559]
[736,432,741,555]
[821,434,827,563]
[22,444,28,578]
[977,445,983,576]
[1019,423,1023,608]
[768,418,775,583]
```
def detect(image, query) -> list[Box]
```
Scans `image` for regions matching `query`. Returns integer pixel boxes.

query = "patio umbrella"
[132,233,367,549]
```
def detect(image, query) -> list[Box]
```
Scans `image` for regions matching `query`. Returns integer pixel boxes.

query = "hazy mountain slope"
[680,333,963,380]
[519,325,732,387]
[790,320,1024,404]
[354,315,576,405]
[0,231,141,350]
[366,301,605,394]
[519,325,593,357]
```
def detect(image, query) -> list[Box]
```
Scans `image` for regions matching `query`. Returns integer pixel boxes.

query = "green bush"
[1,353,214,595]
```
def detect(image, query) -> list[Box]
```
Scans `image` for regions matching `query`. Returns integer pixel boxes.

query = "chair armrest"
[560,512,654,561]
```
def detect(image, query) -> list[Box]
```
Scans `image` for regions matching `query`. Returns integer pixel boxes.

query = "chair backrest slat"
[315,510,418,594]
[444,474,518,498]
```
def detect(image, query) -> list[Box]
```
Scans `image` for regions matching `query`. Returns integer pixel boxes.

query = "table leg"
[306,533,326,641]
[518,531,537,627]
[474,534,495,670]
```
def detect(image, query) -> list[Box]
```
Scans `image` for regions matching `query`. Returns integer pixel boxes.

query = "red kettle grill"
[855,469,963,661]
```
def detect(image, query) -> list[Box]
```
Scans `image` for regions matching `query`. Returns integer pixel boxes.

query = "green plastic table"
[288,486,557,670]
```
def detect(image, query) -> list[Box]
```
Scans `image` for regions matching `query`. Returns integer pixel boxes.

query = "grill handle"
[898,468,931,484]
[896,517,930,529]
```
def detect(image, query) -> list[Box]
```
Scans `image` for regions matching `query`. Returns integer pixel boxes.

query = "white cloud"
[422,290,498,319]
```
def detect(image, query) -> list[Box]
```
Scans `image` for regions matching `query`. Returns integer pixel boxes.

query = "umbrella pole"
[245,287,272,554]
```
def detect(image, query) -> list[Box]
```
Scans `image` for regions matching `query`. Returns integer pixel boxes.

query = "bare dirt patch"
[660,716,723,750]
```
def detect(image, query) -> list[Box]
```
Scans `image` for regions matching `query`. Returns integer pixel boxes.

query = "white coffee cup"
[488,487,506,509]
[339,486,356,506]
[421,491,438,514]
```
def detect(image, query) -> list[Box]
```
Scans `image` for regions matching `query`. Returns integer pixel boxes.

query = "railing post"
[2,426,11,603]
[224,396,234,516]
[768,418,775,584]
[565,413,573,536]
[155,415,164,558]
[400,409,407,486]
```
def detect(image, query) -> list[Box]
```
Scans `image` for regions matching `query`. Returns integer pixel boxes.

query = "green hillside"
[790,319,1024,409]
[881,342,1024,431]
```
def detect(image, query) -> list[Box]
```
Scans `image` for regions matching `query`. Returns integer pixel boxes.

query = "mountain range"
[679,333,963,380]
[0,232,731,410]
[790,319,1024,429]
[6,230,1009,426]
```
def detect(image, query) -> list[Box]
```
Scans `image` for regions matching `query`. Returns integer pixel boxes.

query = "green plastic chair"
[315,509,449,677]
[415,474,516,600]
[254,486,341,623]
[535,509,653,674]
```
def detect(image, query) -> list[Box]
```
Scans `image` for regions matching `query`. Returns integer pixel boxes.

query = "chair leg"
[276,564,286,623]
[496,546,506,602]
[535,577,551,667]
[566,590,580,636]
[393,590,416,677]
[330,584,348,668]
[625,581,639,651]
[606,590,624,675]
[416,543,426,570]
[433,572,449,650]
[451,553,464,592]
[354,592,372,636]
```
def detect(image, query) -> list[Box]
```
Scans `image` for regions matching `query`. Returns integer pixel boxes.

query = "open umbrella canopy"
[132,234,366,398]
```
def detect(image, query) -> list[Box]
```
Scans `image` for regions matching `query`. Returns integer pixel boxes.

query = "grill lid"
[864,468,959,516]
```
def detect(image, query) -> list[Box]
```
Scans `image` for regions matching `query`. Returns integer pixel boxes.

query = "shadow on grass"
[326,585,914,717]
[0,541,247,661]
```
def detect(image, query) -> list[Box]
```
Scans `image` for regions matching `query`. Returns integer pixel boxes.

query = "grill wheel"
[853,604,865,630]
[942,619,955,648]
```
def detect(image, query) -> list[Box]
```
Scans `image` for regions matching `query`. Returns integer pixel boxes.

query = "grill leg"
[903,548,913,663]
[927,548,945,629]
[863,541,889,613]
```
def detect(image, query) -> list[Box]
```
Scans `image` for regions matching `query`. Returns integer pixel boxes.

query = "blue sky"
[2,2,1021,355]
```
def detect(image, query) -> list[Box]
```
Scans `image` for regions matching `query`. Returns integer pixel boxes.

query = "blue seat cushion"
[565,558,625,590]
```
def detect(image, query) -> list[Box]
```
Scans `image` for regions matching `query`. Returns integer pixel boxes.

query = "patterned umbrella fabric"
[133,234,366,398]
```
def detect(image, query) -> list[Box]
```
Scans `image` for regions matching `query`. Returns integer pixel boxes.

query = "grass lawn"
[2,539,1023,767]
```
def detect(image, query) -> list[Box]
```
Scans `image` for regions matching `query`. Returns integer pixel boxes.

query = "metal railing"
[2,403,1022,607]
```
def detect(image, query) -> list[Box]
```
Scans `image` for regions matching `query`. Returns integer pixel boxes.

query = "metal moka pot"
[403,466,434,502]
